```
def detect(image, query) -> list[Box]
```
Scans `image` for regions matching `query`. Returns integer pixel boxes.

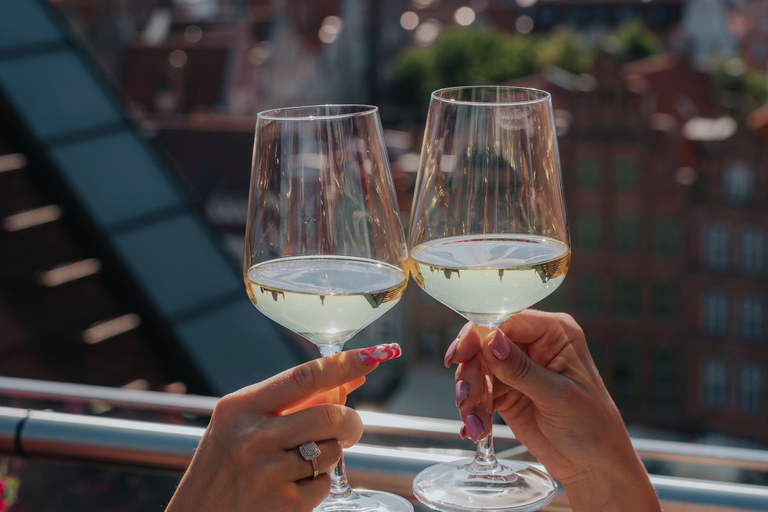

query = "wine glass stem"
[473,325,499,472]
[318,343,354,499]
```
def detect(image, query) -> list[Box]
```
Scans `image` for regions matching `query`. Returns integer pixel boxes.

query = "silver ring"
[299,441,322,479]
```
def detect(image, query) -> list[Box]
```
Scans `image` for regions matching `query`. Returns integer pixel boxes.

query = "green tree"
[391,46,437,107]
[712,58,768,106]
[535,26,592,74]
[610,20,662,61]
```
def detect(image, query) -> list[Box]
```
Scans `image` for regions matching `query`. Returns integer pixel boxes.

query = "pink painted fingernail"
[465,414,484,441]
[359,343,402,366]
[456,380,469,407]
[488,329,511,361]
[444,339,458,368]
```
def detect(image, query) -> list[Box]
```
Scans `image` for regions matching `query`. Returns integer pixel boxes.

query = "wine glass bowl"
[409,87,569,511]
[244,105,412,512]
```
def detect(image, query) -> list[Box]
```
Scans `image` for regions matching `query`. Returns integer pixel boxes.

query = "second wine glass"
[409,87,570,511]
[244,104,413,512]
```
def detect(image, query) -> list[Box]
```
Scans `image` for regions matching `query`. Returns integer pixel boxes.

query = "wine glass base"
[314,490,414,512]
[412,458,557,512]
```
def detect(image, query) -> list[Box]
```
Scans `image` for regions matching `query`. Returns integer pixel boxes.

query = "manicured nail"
[465,414,484,441]
[444,339,458,368]
[488,329,511,361]
[359,343,402,366]
[459,425,467,440]
[456,380,469,407]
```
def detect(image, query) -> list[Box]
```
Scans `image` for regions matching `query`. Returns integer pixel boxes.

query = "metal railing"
[0,377,768,511]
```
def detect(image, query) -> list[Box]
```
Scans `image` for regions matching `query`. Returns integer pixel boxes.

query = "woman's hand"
[446,311,660,512]
[166,343,402,512]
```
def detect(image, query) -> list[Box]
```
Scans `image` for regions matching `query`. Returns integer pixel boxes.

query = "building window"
[652,218,681,255]
[741,297,764,342]
[742,228,765,274]
[703,225,729,270]
[614,278,640,316]
[614,344,636,407]
[540,284,565,311]
[740,364,764,415]
[652,282,678,320]
[703,292,729,336]
[578,274,601,313]
[576,157,600,188]
[703,358,727,410]
[653,350,677,411]
[615,158,638,189]
[420,331,440,364]
[575,213,602,251]
[723,161,754,204]
[614,215,639,253]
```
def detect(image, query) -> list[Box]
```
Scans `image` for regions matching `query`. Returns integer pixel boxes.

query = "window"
[742,228,765,274]
[578,275,601,313]
[614,278,640,316]
[652,282,677,320]
[540,284,565,311]
[703,292,728,336]
[614,344,636,407]
[614,215,639,253]
[703,225,729,270]
[723,161,754,204]
[703,358,727,410]
[741,297,764,342]
[653,350,677,411]
[740,364,764,415]
[652,218,681,255]
[647,5,669,26]
[617,6,637,22]
[575,213,602,251]
[576,157,600,188]
[615,159,638,189]
[420,331,440,364]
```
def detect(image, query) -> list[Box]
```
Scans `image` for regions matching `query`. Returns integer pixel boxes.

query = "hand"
[166,343,402,512]
[446,311,660,512]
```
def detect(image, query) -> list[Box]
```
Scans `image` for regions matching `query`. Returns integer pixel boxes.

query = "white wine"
[410,235,570,326]
[245,256,407,346]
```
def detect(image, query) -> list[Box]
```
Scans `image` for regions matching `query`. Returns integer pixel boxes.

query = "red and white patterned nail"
[359,343,402,366]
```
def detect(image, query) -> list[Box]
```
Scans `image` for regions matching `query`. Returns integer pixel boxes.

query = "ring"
[299,441,322,479]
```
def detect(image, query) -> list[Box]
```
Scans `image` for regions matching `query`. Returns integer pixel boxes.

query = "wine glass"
[244,105,413,512]
[408,87,570,511]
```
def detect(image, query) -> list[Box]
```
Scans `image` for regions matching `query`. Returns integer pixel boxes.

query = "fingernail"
[359,343,402,366]
[488,329,511,361]
[459,425,467,440]
[465,414,484,441]
[456,380,469,407]
[444,339,458,368]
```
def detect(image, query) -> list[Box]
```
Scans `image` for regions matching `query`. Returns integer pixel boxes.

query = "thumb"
[483,329,566,404]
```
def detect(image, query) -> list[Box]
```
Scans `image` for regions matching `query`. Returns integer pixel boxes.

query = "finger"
[483,329,568,404]
[283,440,342,482]
[493,388,524,413]
[445,322,483,366]
[227,344,401,414]
[492,379,512,399]
[279,377,366,415]
[459,403,492,442]
[455,355,483,408]
[296,473,332,509]
[498,310,568,346]
[277,403,364,449]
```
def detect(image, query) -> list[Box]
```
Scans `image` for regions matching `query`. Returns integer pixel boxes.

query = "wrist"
[561,456,660,512]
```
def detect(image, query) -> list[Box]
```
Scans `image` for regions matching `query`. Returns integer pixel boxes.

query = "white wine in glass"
[244,105,413,512]
[409,87,570,512]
